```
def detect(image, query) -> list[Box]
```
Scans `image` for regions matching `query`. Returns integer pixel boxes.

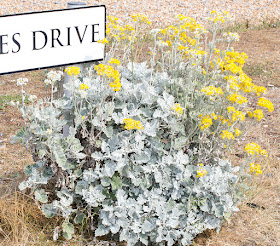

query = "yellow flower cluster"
[220,130,235,140]
[210,113,218,120]
[257,97,274,112]
[252,85,267,96]
[199,115,213,130]
[79,83,89,90]
[208,10,231,24]
[227,93,247,104]
[171,103,183,116]
[108,58,121,66]
[245,142,267,157]
[131,14,151,24]
[65,66,80,76]
[196,164,207,178]
[217,50,247,75]
[123,118,143,130]
[235,128,241,136]
[227,106,235,113]
[97,38,109,44]
[182,48,206,59]
[224,73,267,96]
[95,64,121,91]
[247,109,263,121]
[179,32,197,46]
[217,115,230,125]
[231,110,245,122]
[175,15,207,33]
[106,16,136,42]
[249,163,262,176]
[201,86,223,96]
[225,50,248,66]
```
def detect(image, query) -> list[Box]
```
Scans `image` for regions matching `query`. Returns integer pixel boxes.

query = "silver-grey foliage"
[16,62,242,245]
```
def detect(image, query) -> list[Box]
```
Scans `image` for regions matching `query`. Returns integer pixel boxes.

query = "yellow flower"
[227,106,236,113]
[196,164,207,178]
[231,111,245,122]
[201,86,223,97]
[131,14,151,24]
[220,130,235,140]
[235,128,241,136]
[65,66,80,76]
[108,58,121,66]
[245,142,267,157]
[108,16,119,23]
[253,109,263,121]
[202,69,206,75]
[227,93,247,104]
[171,103,183,116]
[97,38,109,44]
[123,118,143,130]
[258,97,274,112]
[79,83,89,90]
[253,85,267,96]
[210,113,217,120]
[95,64,121,91]
[250,163,262,176]
[199,115,213,130]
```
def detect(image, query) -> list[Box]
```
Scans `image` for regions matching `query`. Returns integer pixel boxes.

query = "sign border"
[0,5,106,75]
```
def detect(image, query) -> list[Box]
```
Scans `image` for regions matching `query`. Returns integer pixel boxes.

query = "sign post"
[63,1,87,137]
[0,5,106,75]
[64,1,87,98]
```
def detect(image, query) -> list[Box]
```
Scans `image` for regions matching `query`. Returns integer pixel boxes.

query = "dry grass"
[0,23,280,246]
[0,188,59,246]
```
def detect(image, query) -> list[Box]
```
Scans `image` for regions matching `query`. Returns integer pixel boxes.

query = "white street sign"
[0,5,106,75]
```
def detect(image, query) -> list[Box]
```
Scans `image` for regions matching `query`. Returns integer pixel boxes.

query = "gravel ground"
[0,0,279,27]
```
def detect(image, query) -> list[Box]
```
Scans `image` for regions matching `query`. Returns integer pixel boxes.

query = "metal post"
[63,2,87,137]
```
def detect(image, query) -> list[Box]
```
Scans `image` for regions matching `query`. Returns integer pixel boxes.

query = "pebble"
[0,0,279,28]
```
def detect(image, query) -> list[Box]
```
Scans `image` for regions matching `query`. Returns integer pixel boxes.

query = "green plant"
[0,94,29,110]
[14,11,273,246]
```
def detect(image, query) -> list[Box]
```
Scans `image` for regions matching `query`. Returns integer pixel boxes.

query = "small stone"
[263,125,268,128]
[267,84,274,87]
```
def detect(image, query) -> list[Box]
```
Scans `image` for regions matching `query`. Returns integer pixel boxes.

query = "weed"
[0,94,29,110]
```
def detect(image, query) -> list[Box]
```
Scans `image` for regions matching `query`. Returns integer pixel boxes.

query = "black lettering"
[0,35,9,54]
[67,27,71,46]
[12,33,20,53]
[33,31,48,50]
[91,24,99,42]
[75,25,88,44]
[51,29,63,48]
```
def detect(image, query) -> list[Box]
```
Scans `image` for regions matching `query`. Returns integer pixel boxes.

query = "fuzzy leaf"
[95,224,110,237]
[74,212,86,224]
[52,144,68,170]
[62,221,74,239]
[42,203,57,218]
[104,126,114,138]
[111,175,122,190]
[34,189,48,203]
